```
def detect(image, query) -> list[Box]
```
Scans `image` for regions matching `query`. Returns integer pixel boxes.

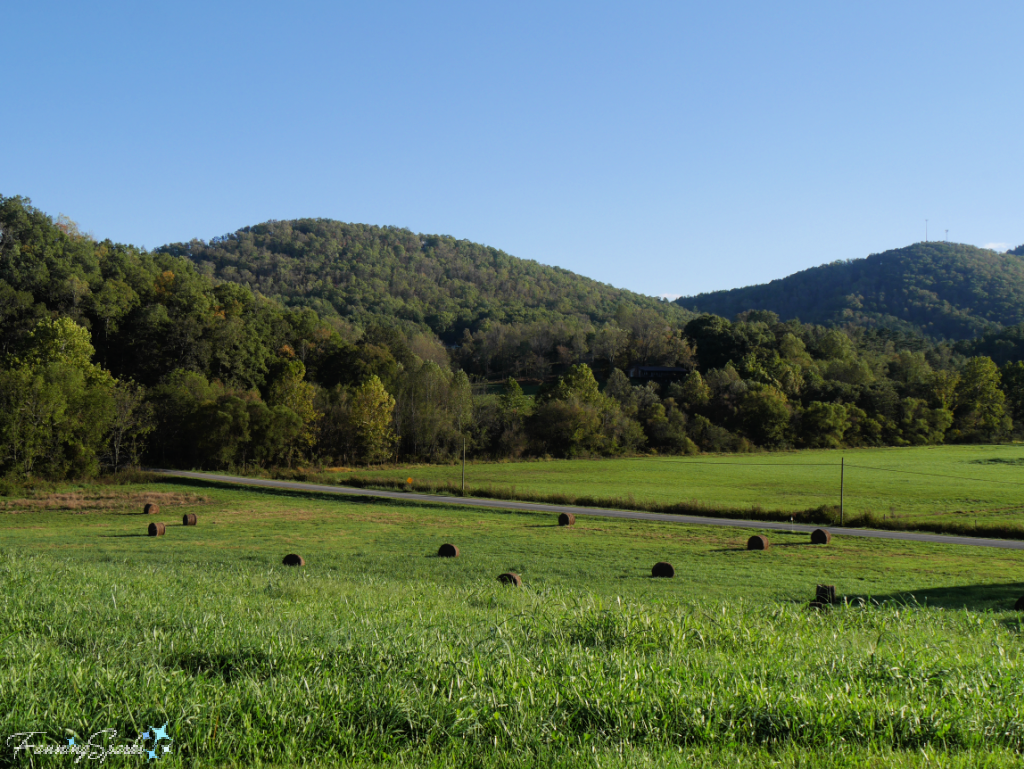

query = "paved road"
[151,469,1024,551]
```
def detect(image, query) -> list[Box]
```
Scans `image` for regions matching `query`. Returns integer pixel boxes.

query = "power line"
[629,456,1024,486]
[664,480,838,498]
[842,463,1024,486]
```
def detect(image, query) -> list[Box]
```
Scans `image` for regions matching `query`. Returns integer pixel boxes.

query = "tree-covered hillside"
[676,243,1024,339]
[158,219,690,338]
[2,194,1023,485]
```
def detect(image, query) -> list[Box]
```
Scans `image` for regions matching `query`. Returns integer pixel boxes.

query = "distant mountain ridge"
[676,242,1024,339]
[159,219,690,337]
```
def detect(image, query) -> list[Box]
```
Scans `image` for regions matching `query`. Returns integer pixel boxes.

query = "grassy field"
[331,444,1024,530]
[2,480,1024,767]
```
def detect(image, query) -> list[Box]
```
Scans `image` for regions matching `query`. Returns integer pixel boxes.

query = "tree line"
[1,195,1021,482]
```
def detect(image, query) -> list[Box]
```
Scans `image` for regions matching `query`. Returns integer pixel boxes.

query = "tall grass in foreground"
[1,550,1022,767]
[273,470,1024,541]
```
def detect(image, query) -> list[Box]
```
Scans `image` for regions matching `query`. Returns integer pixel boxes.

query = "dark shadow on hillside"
[847,582,1024,614]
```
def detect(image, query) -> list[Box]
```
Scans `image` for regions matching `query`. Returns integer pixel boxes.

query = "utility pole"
[840,456,845,526]
[462,435,466,495]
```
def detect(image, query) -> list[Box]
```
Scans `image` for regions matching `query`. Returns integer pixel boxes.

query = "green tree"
[394,362,466,461]
[897,398,952,445]
[950,357,1011,442]
[449,370,473,438]
[0,367,63,474]
[88,279,140,348]
[349,375,397,464]
[548,363,601,405]
[0,317,118,478]
[104,380,153,470]
[494,378,531,458]
[194,396,251,468]
[603,368,634,408]
[1000,361,1024,426]
[20,317,100,373]
[738,385,790,447]
[684,314,740,370]
[673,370,711,411]
[247,402,303,468]
[145,370,221,468]
[843,405,885,447]
[800,401,850,448]
[530,399,606,457]
[267,359,320,453]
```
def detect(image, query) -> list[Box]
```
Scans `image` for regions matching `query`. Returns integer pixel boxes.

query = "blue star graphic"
[142,730,151,740]
[68,737,75,746]
[147,749,157,761]
[151,723,169,742]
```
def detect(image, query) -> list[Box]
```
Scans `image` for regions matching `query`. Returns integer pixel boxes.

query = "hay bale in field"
[816,584,837,605]
[746,534,769,551]
[282,553,305,567]
[497,572,522,587]
[147,522,165,536]
[438,543,459,558]
[558,512,575,526]
[144,503,159,515]
[182,513,197,526]
[810,528,831,545]
[1015,595,1024,611]
[651,561,674,578]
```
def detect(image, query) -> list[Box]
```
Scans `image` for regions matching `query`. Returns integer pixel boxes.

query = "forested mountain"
[158,219,689,338]
[676,243,1024,339]
[2,194,1023,485]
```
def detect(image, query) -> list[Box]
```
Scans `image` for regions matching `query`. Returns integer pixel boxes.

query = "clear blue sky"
[5,1,1022,298]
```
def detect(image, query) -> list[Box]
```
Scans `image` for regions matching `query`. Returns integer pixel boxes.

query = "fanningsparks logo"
[6,722,173,763]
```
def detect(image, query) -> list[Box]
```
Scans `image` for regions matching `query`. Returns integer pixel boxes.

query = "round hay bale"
[558,512,575,527]
[816,584,837,605]
[651,561,675,578]
[1015,595,1024,612]
[497,572,522,587]
[147,522,165,537]
[282,553,305,567]
[810,528,832,545]
[144,503,159,515]
[438,543,459,558]
[747,534,770,551]
[182,513,197,526]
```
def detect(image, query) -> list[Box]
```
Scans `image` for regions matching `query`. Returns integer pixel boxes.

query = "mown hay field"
[1,480,1023,767]
[336,444,1024,529]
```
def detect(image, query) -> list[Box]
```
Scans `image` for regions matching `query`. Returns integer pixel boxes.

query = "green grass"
[2,481,1024,767]
[326,444,1024,532]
